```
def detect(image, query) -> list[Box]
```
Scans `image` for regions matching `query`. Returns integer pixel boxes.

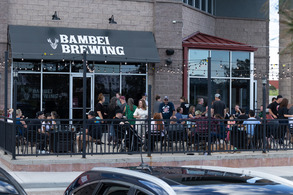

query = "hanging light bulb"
[62,58,64,61]
[22,58,24,61]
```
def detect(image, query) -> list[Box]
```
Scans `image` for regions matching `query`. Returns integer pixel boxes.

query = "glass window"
[188,49,209,77]
[211,50,229,77]
[43,61,70,72]
[232,51,250,78]
[232,79,250,113]
[122,75,146,105]
[189,78,229,108]
[95,75,120,105]
[208,0,212,13]
[94,64,119,74]
[201,0,206,11]
[74,183,98,195]
[43,75,69,119]
[183,0,187,3]
[71,61,83,72]
[14,61,41,72]
[97,183,130,195]
[195,0,200,8]
[17,74,40,118]
[188,0,193,6]
[120,64,146,74]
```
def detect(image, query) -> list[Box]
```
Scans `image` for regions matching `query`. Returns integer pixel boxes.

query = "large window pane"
[188,0,193,6]
[232,79,250,113]
[188,49,208,77]
[95,75,120,105]
[195,0,200,8]
[122,75,146,105]
[232,51,250,78]
[43,61,70,72]
[201,0,206,11]
[43,75,69,119]
[94,64,119,74]
[17,74,40,118]
[211,50,229,77]
[120,64,146,74]
[14,61,41,72]
[189,78,229,108]
[208,0,212,13]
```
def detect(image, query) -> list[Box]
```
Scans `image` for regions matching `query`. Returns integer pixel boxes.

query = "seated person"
[77,111,102,151]
[112,109,130,143]
[150,113,165,150]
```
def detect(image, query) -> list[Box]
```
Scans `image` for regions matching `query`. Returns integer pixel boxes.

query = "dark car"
[0,167,27,195]
[64,165,293,195]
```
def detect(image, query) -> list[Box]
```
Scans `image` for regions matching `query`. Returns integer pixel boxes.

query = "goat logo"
[47,38,59,50]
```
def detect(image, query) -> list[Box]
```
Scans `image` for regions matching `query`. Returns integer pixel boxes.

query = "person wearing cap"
[29,111,48,154]
[159,96,175,122]
[211,94,226,118]
[77,111,102,151]
[267,95,283,119]
[112,109,129,145]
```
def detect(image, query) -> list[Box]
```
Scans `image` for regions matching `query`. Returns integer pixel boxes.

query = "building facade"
[0,0,269,118]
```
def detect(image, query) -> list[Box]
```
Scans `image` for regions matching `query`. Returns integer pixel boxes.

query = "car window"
[74,183,98,195]
[0,180,19,194]
[97,183,130,195]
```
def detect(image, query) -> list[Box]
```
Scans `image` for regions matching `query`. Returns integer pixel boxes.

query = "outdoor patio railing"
[1,117,293,158]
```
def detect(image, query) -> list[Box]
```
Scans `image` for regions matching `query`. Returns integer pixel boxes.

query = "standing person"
[211,94,226,118]
[258,105,263,119]
[107,97,120,143]
[195,97,206,116]
[180,96,190,119]
[51,111,60,131]
[133,99,148,137]
[153,95,162,114]
[95,93,107,123]
[237,108,248,124]
[30,111,48,154]
[278,98,293,145]
[142,93,148,106]
[124,98,137,127]
[159,96,175,126]
[15,109,27,136]
[119,96,127,114]
[268,95,283,119]
[116,92,121,107]
[272,97,277,103]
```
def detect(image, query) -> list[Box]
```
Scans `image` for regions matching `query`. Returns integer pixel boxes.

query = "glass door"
[70,74,94,120]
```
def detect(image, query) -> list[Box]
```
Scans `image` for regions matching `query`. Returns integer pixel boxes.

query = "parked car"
[64,165,293,195]
[0,167,27,195]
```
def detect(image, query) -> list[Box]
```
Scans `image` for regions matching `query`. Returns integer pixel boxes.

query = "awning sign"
[9,25,160,63]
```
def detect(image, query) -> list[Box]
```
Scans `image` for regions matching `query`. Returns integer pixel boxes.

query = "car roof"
[91,167,176,195]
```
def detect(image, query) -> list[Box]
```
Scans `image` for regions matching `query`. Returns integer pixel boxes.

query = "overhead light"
[52,11,61,20]
[109,15,117,24]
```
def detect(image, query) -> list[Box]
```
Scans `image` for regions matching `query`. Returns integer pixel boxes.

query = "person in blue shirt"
[243,110,261,138]
[159,96,175,120]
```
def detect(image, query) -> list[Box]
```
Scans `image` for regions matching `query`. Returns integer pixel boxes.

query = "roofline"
[182,31,258,52]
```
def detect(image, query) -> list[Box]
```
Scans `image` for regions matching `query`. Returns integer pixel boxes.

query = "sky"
[269,0,279,80]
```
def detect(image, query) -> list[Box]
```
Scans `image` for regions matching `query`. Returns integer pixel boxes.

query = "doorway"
[69,74,94,120]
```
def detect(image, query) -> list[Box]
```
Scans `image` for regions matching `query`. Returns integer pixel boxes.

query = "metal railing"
[1,117,293,158]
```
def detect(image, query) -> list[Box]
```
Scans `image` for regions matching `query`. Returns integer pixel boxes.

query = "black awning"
[9,25,160,63]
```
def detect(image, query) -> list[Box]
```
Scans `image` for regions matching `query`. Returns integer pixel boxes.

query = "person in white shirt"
[133,99,148,137]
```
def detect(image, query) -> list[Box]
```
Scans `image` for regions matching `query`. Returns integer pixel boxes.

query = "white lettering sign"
[49,34,125,56]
